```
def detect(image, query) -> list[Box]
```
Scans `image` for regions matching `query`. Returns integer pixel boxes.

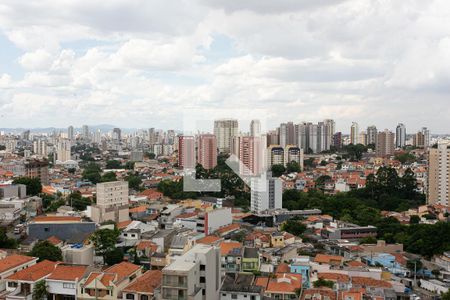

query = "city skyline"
[1,1,450,132]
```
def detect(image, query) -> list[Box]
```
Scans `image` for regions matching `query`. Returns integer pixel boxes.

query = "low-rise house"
[46,264,89,300]
[301,288,337,300]
[0,255,38,291]
[270,231,296,248]
[290,256,312,288]
[220,273,263,300]
[256,273,302,299]
[5,260,59,300]
[242,247,260,272]
[78,262,142,300]
[219,241,243,273]
[317,273,351,291]
[122,270,162,300]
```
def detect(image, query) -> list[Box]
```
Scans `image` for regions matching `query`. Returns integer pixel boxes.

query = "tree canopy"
[29,241,62,262]
[12,177,42,196]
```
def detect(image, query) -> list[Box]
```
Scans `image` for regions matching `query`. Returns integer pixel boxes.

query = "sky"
[0,0,449,133]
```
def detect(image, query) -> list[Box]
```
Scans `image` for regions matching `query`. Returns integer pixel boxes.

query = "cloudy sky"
[0,0,449,133]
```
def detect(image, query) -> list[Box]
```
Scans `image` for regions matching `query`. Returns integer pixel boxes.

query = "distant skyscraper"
[317,122,327,152]
[214,119,238,153]
[231,136,264,175]
[82,125,89,140]
[350,122,359,145]
[428,142,450,206]
[307,123,318,153]
[279,123,287,149]
[67,126,74,141]
[421,127,430,148]
[266,130,279,147]
[56,139,71,162]
[396,123,406,148]
[333,132,343,149]
[148,128,156,146]
[376,129,395,157]
[113,128,122,141]
[33,139,47,157]
[178,136,195,169]
[250,119,261,137]
[93,129,101,144]
[366,125,378,145]
[197,134,217,170]
[324,119,335,151]
[295,123,307,150]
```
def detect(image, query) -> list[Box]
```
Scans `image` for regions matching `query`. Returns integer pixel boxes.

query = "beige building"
[428,143,450,206]
[161,244,221,300]
[91,181,129,224]
[376,129,395,157]
[214,119,238,153]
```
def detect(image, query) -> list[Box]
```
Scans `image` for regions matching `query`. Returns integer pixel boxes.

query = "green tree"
[127,174,142,190]
[359,237,378,244]
[271,164,286,177]
[104,248,124,265]
[106,160,122,169]
[441,290,450,300]
[0,227,18,249]
[69,192,91,211]
[281,219,307,237]
[410,215,420,224]
[313,278,334,289]
[286,161,301,173]
[90,228,120,261]
[82,162,102,184]
[32,280,47,300]
[29,241,62,262]
[315,175,332,191]
[125,161,135,170]
[12,177,42,196]
[101,171,117,182]
[407,259,423,274]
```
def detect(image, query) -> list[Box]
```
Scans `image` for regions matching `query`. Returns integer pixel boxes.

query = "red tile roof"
[33,216,81,223]
[47,236,63,246]
[351,277,392,288]
[123,270,162,294]
[0,255,36,274]
[117,220,133,230]
[318,272,350,283]
[7,260,58,282]
[104,262,141,281]
[197,235,221,245]
[218,241,242,256]
[276,263,290,274]
[47,264,88,281]
[136,240,158,252]
[266,273,302,294]
[314,254,344,264]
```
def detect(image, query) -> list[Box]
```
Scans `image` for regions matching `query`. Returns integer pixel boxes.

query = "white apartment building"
[161,244,221,300]
[428,143,450,206]
[250,174,282,214]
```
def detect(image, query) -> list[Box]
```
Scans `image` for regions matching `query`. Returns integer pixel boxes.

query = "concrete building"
[250,174,282,214]
[366,125,378,146]
[178,136,195,169]
[27,216,96,242]
[196,208,232,236]
[214,119,238,153]
[422,127,431,148]
[0,255,38,292]
[376,129,395,157]
[24,159,49,185]
[0,185,26,199]
[350,122,359,145]
[56,139,71,163]
[61,244,94,265]
[161,244,221,300]
[396,123,406,148]
[33,139,47,157]
[428,143,450,206]
[67,125,74,141]
[231,136,264,176]
[250,120,261,137]
[91,181,129,224]
[197,134,217,170]
[267,146,284,168]
[285,145,304,171]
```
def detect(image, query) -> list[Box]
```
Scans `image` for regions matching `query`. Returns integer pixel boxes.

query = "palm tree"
[32,280,47,300]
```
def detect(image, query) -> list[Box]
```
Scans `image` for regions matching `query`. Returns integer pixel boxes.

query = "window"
[141,295,148,300]
[200,264,205,271]
[231,295,238,299]
[126,294,135,300]
[44,227,49,232]
[63,283,75,289]
[200,276,205,283]
[8,282,18,288]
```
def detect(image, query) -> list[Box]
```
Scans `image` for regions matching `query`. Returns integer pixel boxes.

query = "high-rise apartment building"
[197,134,217,170]
[428,143,450,206]
[250,119,261,137]
[267,146,284,167]
[295,123,307,150]
[324,119,336,151]
[33,139,48,157]
[422,127,430,148]
[161,244,221,300]
[285,145,304,171]
[112,127,122,141]
[350,122,359,145]
[396,123,407,148]
[214,119,238,153]
[366,125,378,145]
[67,126,74,141]
[279,123,287,149]
[91,181,129,224]
[376,129,395,157]
[56,139,71,162]
[333,132,343,149]
[178,136,195,169]
[82,125,89,140]
[307,123,318,153]
[250,174,282,214]
[231,136,264,175]
[317,122,326,152]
